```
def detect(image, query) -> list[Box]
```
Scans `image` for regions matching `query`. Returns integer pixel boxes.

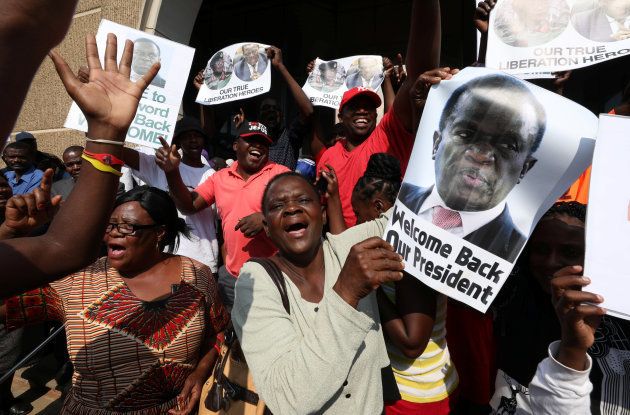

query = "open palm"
[50,33,159,137]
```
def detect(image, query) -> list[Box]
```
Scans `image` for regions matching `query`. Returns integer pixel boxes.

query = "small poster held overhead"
[302,55,384,109]
[486,0,630,74]
[585,114,630,321]
[196,43,271,105]
[383,67,597,313]
[64,19,194,149]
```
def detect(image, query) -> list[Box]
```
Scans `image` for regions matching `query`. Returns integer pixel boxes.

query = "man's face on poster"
[513,0,550,26]
[600,0,630,19]
[358,58,378,79]
[132,40,160,75]
[243,45,259,66]
[322,67,336,83]
[433,86,540,212]
[212,58,224,73]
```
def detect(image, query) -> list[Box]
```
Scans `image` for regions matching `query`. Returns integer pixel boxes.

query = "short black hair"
[353,153,402,205]
[261,172,319,215]
[541,201,586,223]
[439,74,547,153]
[114,186,190,253]
[63,145,84,157]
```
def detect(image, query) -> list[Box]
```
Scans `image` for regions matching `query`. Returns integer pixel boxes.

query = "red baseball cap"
[237,121,273,144]
[338,87,382,113]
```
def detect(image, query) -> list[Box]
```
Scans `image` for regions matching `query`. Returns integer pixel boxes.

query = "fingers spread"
[85,34,102,71]
[136,62,161,91]
[49,50,82,96]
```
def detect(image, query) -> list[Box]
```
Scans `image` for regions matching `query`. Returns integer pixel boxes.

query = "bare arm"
[0,0,78,143]
[319,165,346,235]
[155,137,208,215]
[474,0,496,64]
[391,0,441,132]
[382,74,395,114]
[0,33,159,298]
[267,46,313,120]
[377,274,437,358]
[121,146,140,171]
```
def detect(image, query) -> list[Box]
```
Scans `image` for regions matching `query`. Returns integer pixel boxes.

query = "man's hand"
[474,0,496,34]
[167,369,205,415]
[551,265,605,370]
[233,108,246,129]
[155,136,181,173]
[318,164,340,200]
[2,169,62,237]
[410,67,459,111]
[305,59,315,75]
[49,33,160,141]
[266,46,284,69]
[234,212,264,237]
[333,237,404,308]
[383,54,406,89]
[193,69,204,91]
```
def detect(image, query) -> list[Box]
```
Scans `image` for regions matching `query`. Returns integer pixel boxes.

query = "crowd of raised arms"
[0,0,628,414]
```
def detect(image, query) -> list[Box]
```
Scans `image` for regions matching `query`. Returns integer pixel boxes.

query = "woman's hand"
[551,265,605,370]
[155,136,181,173]
[334,237,404,308]
[50,33,160,140]
[168,369,206,415]
[318,164,340,200]
[0,169,61,238]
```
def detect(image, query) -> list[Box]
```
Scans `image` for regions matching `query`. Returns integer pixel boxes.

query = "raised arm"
[0,0,78,143]
[267,46,314,120]
[319,164,346,235]
[391,0,441,132]
[0,33,159,298]
[474,0,496,64]
[155,136,208,215]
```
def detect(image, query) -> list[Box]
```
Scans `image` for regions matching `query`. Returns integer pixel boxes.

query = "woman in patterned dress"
[2,186,228,414]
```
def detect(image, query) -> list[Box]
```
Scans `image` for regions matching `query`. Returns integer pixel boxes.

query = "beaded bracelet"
[82,150,124,167]
[81,154,123,177]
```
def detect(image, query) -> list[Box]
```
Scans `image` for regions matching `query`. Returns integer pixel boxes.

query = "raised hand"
[318,164,340,200]
[333,237,404,308]
[49,33,160,141]
[193,69,204,90]
[2,169,62,236]
[233,108,246,129]
[551,265,605,370]
[410,67,459,110]
[155,136,181,173]
[474,0,496,34]
[266,46,284,68]
[306,59,316,75]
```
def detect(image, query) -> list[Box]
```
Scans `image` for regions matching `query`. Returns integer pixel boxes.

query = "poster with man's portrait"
[487,0,630,74]
[64,19,194,149]
[303,55,383,109]
[585,115,630,321]
[196,42,271,106]
[384,67,597,312]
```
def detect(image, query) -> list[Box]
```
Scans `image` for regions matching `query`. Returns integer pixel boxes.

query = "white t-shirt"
[133,152,219,272]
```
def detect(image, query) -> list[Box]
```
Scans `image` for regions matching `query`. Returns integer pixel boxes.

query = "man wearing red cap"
[157,121,289,309]
[316,0,445,228]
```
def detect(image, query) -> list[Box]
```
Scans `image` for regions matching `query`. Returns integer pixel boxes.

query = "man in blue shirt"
[2,141,43,195]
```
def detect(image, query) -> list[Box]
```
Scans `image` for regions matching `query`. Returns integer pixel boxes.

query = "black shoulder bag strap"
[248,257,290,314]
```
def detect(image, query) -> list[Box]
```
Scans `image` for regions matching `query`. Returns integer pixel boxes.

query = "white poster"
[195,42,271,105]
[384,67,597,313]
[64,19,194,149]
[486,0,630,74]
[584,114,630,320]
[302,55,384,109]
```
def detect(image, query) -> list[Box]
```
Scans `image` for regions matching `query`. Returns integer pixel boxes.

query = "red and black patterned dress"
[5,256,228,414]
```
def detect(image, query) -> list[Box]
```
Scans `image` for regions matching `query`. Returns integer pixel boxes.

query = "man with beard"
[157,121,289,309]
[2,141,43,195]
[255,46,314,171]
[121,116,219,272]
[316,0,444,227]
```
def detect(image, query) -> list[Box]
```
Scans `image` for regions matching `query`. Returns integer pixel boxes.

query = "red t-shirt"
[195,161,290,276]
[316,111,413,227]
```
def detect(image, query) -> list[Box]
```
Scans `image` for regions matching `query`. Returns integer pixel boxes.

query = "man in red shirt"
[316,0,446,227]
[156,121,289,309]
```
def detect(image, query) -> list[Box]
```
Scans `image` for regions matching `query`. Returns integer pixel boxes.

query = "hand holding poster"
[64,19,194,149]
[584,114,630,320]
[384,67,597,312]
[195,43,271,105]
[486,0,630,74]
[302,56,384,109]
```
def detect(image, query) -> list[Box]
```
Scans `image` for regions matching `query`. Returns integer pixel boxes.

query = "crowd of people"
[0,0,628,414]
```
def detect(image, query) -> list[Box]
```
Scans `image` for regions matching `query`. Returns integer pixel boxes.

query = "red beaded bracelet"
[82,150,124,167]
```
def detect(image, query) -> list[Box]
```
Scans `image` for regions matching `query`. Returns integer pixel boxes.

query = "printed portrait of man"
[571,0,630,42]
[131,38,166,88]
[345,57,384,90]
[205,51,232,90]
[308,61,345,92]
[493,0,570,47]
[234,43,268,82]
[398,74,547,262]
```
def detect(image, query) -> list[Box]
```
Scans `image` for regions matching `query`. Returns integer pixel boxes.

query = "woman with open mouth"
[232,172,405,414]
[2,186,228,414]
